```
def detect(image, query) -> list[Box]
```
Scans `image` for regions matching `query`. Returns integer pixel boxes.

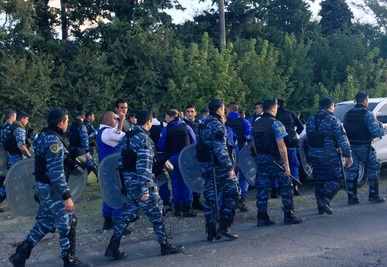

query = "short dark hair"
[166,109,179,119]
[200,108,209,115]
[355,91,368,103]
[16,111,29,120]
[277,99,285,108]
[136,109,153,125]
[185,104,196,111]
[85,111,94,117]
[115,99,127,108]
[319,97,334,109]
[4,109,16,119]
[208,98,224,113]
[227,102,239,112]
[263,99,277,111]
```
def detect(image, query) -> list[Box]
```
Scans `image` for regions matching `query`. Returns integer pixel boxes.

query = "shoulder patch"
[280,127,286,133]
[50,144,60,153]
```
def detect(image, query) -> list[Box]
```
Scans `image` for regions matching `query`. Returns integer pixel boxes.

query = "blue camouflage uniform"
[68,119,90,157]
[7,122,28,166]
[197,114,239,226]
[253,113,293,214]
[157,120,196,211]
[0,121,12,202]
[114,125,167,243]
[343,104,387,201]
[83,118,98,174]
[306,109,352,210]
[25,129,74,259]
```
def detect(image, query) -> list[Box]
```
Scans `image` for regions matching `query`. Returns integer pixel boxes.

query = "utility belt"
[349,140,370,146]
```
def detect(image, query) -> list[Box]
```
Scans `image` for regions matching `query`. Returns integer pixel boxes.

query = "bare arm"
[19,145,32,158]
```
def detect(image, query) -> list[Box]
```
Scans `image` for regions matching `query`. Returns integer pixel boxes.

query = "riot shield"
[0,143,8,177]
[98,152,126,209]
[238,142,256,186]
[6,158,87,217]
[178,144,204,193]
[298,136,313,178]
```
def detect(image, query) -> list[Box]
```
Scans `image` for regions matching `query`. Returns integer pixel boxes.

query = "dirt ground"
[1,172,384,265]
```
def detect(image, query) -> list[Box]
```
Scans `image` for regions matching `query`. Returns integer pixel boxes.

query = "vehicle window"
[334,102,377,121]
[376,104,387,123]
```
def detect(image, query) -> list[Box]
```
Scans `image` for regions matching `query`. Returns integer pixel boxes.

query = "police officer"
[104,109,184,260]
[9,108,92,267]
[226,102,252,212]
[68,111,90,168]
[253,99,303,226]
[343,91,387,205]
[196,98,239,241]
[158,109,197,217]
[276,99,304,196]
[183,104,204,210]
[0,109,16,211]
[84,111,98,177]
[4,111,32,166]
[306,97,353,214]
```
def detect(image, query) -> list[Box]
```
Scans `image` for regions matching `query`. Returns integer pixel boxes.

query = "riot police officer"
[196,98,239,241]
[104,109,184,260]
[68,111,90,169]
[84,111,98,177]
[306,97,353,214]
[9,108,92,267]
[343,92,387,205]
[276,99,304,195]
[253,99,303,226]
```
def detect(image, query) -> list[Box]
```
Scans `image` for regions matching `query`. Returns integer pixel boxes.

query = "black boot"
[173,204,181,217]
[348,195,360,205]
[162,200,172,216]
[105,235,128,260]
[236,197,249,212]
[283,211,304,225]
[293,184,300,196]
[369,194,386,203]
[257,212,275,227]
[206,223,221,241]
[62,254,93,267]
[9,240,34,267]
[217,221,238,240]
[160,241,185,255]
[192,195,204,210]
[316,197,333,215]
[181,204,197,217]
[103,218,114,230]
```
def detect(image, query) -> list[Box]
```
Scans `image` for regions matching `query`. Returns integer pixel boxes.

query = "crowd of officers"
[2,91,387,266]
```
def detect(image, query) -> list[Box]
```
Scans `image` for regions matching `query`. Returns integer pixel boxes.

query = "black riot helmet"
[69,155,87,175]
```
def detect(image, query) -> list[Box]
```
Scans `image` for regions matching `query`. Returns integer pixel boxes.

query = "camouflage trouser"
[310,154,342,203]
[254,154,293,213]
[201,164,239,224]
[26,182,73,258]
[114,179,166,245]
[346,145,381,197]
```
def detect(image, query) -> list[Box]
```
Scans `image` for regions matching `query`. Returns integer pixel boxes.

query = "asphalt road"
[9,183,387,267]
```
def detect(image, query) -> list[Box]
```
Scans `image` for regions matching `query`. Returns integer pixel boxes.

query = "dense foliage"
[1,0,387,128]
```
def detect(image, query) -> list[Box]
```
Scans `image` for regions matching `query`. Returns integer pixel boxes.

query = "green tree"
[319,0,354,35]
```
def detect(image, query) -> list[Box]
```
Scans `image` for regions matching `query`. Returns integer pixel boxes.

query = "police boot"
[236,197,249,212]
[206,222,221,241]
[160,241,185,256]
[192,195,204,210]
[181,204,197,217]
[103,218,114,230]
[105,235,128,261]
[173,204,181,217]
[62,254,93,267]
[162,200,172,216]
[348,195,360,205]
[369,179,385,203]
[293,184,300,196]
[257,212,275,227]
[283,211,304,225]
[316,197,333,215]
[217,221,238,240]
[9,240,34,267]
